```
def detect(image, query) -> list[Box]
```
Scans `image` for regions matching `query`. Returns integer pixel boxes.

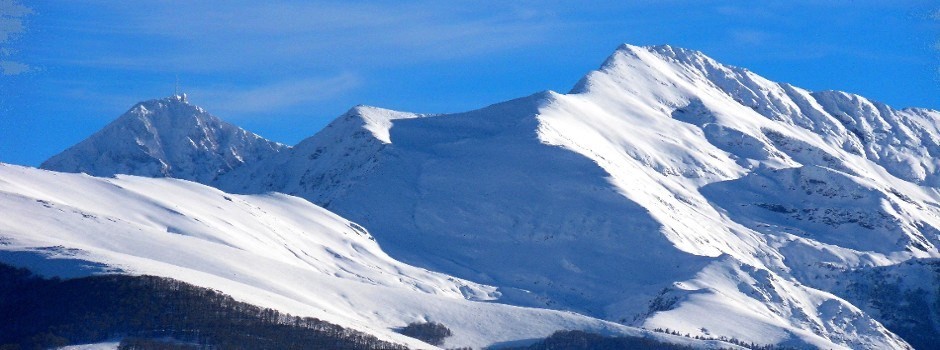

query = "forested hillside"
[0,263,407,350]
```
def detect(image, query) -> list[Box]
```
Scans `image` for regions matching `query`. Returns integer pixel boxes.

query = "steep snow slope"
[211,45,940,349]
[227,95,720,322]
[0,164,744,349]
[41,94,285,183]
[43,44,940,349]
[526,45,940,348]
[217,106,428,202]
[826,259,940,350]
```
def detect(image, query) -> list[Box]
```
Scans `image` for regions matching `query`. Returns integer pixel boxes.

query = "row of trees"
[397,322,452,346]
[0,263,406,350]
[0,260,820,350]
[505,329,801,350]
[505,330,696,350]
[651,328,795,350]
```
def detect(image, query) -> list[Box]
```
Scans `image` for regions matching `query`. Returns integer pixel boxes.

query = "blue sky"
[1,1,938,166]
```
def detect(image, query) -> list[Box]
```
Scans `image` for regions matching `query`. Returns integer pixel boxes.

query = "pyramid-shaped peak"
[41,96,286,183]
[570,43,755,97]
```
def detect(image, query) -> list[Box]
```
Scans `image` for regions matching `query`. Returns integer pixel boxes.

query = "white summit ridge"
[34,44,940,349]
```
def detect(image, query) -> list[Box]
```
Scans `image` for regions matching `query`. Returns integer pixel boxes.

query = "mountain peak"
[599,44,717,69]
[334,105,428,144]
[33,44,940,349]
[133,94,203,117]
[171,92,188,103]
[41,96,286,183]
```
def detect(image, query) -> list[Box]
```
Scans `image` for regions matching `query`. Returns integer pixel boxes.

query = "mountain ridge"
[34,43,940,349]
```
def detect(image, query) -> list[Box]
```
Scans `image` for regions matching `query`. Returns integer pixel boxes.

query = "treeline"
[397,322,452,346]
[0,263,406,350]
[503,330,696,350]
[118,338,199,350]
[508,330,798,350]
[651,328,796,350]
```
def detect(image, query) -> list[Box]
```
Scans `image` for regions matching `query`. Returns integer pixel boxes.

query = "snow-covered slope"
[212,45,940,349]
[826,258,940,350]
[41,94,286,183]
[0,163,738,349]
[42,44,940,349]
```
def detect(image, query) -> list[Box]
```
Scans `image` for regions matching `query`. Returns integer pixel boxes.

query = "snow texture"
[37,44,940,349]
[0,164,733,349]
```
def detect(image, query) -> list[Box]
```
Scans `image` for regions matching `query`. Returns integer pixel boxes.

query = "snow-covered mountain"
[211,44,940,349]
[0,163,734,349]
[41,94,286,183]
[38,44,940,349]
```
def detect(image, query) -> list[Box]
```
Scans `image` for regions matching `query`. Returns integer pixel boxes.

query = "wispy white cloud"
[0,0,31,43]
[187,73,362,115]
[32,1,558,120]
[932,8,939,81]
[0,60,29,75]
[50,1,562,74]
[728,30,772,46]
[715,5,778,20]
[0,0,31,75]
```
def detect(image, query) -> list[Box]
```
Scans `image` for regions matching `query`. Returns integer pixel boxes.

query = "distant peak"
[128,94,191,109]
[570,43,744,95]
[152,93,190,106]
[41,91,286,182]
[343,105,426,120]
[116,95,213,128]
[171,93,188,103]
[336,105,426,144]
[346,104,388,116]
[141,93,202,110]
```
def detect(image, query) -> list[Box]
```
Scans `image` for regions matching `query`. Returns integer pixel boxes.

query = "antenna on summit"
[173,74,187,102]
